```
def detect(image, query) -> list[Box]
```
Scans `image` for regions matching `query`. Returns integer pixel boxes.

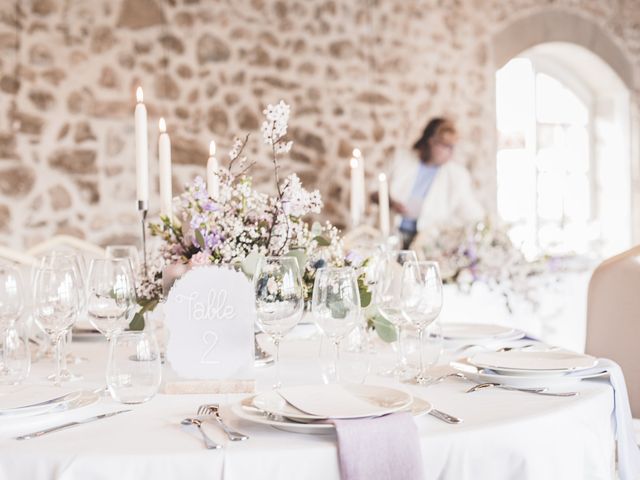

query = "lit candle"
[353,148,366,217]
[135,87,149,208]
[207,140,219,199]
[378,173,390,239]
[350,157,361,227]
[158,118,172,219]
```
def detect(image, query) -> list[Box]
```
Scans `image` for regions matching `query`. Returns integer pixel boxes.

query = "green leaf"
[358,277,372,308]
[129,312,145,331]
[313,235,331,247]
[241,251,264,278]
[286,248,308,271]
[195,229,206,250]
[370,311,397,343]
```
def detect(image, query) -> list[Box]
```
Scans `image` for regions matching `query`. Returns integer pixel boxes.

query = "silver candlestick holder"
[138,200,148,277]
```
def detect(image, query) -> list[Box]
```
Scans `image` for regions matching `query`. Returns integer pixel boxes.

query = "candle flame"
[159,117,166,133]
[209,140,216,156]
[378,173,387,182]
[136,86,143,103]
[352,148,361,158]
[350,158,359,168]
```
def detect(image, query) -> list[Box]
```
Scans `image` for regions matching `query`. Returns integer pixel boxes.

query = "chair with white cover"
[586,245,640,420]
[0,245,38,267]
[26,235,105,258]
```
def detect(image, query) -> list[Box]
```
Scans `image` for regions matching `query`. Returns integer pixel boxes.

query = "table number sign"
[164,266,255,379]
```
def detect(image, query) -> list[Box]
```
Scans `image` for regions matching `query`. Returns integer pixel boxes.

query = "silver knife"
[15,409,132,440]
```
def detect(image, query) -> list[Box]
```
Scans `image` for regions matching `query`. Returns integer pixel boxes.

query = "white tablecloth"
[0,334,615,480]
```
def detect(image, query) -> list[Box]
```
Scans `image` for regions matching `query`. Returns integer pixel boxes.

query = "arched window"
[496,43,631,258]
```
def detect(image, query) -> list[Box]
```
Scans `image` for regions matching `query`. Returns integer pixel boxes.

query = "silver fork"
[181,417,222,449]
[197,404,249,441]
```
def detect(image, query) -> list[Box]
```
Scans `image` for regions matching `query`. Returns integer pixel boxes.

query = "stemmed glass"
[400,261,443,384]
[374,249,418,378]
[105,245,140,279]
[38,251,88,371]
[32,267,79,385]
[0,264,24,381]
[312,267,361,382]
[86,258,137,341]
[253,256,304,389]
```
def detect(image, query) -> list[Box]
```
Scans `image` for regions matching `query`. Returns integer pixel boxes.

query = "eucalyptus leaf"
[370,312,397,343]
[195,229,206,250]
[358,278,372,308]
[129,312,145,331]
[313,235,331,247]
[241,251,264,278]
[286,248,308,271]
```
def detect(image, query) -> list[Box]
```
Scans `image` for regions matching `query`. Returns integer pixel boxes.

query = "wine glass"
[374,249,418,378]
[0,264,24,380]
[86,258,137,341]
[106,245,140,279]
[38,250,88,371]
[312,267,361,382]
[107,331,161,404]
[32,267,79,385]
[253,256,304,389]
[400,261,443,384]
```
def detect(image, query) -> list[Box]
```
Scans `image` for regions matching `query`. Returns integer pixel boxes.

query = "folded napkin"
[575,359,640,480]
[331,412,424,480]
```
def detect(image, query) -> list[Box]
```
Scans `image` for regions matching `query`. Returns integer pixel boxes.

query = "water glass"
[253,256,304,389]
[400,261,443,384]
[0,326,31,385]
[107,331,161,404]
[312,267,361,382]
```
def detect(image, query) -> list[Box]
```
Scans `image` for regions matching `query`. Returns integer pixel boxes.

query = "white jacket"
[389,148,484,237]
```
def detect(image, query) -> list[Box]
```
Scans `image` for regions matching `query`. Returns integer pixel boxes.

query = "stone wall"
[0,0,638,249]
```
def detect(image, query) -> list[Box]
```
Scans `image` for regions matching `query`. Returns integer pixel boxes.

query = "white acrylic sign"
[164,266,255,379]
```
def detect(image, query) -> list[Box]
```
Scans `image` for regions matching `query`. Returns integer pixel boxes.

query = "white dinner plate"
[451,358,606,388]
[440,323,524,342]
[0,388,99,419]
[275,384,413,419]
[468,350,598,376]
[231,395,432,435]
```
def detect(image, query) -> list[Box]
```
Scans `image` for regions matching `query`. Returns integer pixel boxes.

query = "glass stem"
[0,329,7,371]
[54,334,64,384]
[396,325,405,367]
[60,332,68,372]
[417,326,425,380]
[273,337,281,389]
[333,338,341,383]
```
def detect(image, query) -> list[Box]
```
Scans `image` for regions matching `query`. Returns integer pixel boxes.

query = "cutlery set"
[181,403,249,449]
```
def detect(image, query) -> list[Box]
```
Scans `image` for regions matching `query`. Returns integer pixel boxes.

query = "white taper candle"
[135,87,149,207]
[158,117,172,219]
[207,140,219,199]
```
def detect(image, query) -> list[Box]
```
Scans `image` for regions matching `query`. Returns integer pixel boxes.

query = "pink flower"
[189,251,211,266]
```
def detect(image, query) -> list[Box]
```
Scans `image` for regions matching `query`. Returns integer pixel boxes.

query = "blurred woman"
[387,118,483,249]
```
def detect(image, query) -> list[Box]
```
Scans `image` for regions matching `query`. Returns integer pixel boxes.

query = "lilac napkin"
[331,412,424,480]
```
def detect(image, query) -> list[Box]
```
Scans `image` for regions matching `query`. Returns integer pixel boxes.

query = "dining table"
[0,326,616,480]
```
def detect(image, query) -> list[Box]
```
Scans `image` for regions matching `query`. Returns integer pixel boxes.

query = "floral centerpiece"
[133,101,373,330]
[415,219,554,313]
